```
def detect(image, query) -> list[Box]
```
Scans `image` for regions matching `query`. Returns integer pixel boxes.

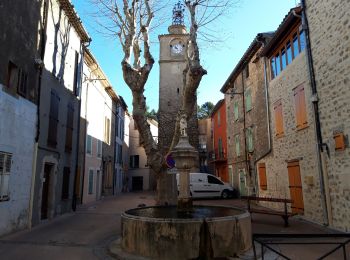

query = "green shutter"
[234,102,239,120]
[235,135,240,156]
[247,127,254,152]
[245,89,252,111]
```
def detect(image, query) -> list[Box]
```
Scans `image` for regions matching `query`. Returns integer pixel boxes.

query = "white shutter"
[0,152,12,200]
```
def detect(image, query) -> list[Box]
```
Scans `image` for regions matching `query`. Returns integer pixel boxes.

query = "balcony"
[209,149,227,163]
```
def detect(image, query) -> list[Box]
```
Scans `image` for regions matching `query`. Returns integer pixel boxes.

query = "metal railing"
[253,233,350,260]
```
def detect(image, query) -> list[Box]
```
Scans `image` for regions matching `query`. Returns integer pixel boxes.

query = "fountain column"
[172,114,198,210]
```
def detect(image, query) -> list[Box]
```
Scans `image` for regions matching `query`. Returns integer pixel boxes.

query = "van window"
[208,175,223,185]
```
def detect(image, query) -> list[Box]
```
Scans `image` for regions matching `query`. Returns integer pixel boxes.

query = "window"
[97,140,102,158]
[129,155,139,168]
[7,61,19,91]
[275,53,281,76]
[208,175,224,185]
[7,61,27,96]
[65,103,74,152]
[47,90,60,147]
[0,152,12,201]
[234,101,239,120]
[299,30,306,52]
[218,138,223,158]
[294,85,308,130]
[86,135,92,154]
[73,51,79,96]
[104,117,110,144]
[18,69,28,97]
[235,135,240,156]
[292,33,300,58]
[245,89,252,111]
[217,111,221,126]
[258,163,267,190]
[286,41,292,65]
[61,167,70,200]
[281,48,287,70]
[270,24,305,78]
[274,100,284,137]
[270,57,276,79]
[88,170,94,194]
[246,127,254,152]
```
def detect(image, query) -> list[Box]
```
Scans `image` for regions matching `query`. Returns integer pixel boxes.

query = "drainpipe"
[29,0,49,229]
[241,72,249,194]
[299,0,329,226]
[113,103,119,195]
[254,37,272,197]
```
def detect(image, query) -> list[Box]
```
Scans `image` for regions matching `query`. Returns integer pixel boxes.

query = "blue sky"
[72,0,298,111]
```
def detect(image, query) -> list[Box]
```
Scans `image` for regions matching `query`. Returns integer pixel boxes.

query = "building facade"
[32,0,90,225]
[0,0,43,236]
[198,118,213,174]
[127,117,158,191]
[209,100,229,182]
[114,97,127,194]
[257,7,324,223]
[80,49,119,203]
[305,0,350,231]
[221,33,273,196]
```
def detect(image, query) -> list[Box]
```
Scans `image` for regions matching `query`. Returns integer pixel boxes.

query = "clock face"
[171,43,183,54]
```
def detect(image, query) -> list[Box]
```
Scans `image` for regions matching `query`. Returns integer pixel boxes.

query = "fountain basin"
[121,205,252,259]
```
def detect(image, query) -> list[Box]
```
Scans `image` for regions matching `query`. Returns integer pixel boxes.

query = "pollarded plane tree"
[94,0,233,204]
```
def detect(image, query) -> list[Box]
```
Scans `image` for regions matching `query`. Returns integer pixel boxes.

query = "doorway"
[132,176,143,191]
[41,163,53,220]
[287,161,304,214]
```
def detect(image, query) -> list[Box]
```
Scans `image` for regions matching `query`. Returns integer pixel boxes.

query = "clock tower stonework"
[158,6,199,162]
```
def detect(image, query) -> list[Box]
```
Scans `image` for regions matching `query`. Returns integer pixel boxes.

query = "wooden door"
[287,161,304,214]
[41,164,52,220]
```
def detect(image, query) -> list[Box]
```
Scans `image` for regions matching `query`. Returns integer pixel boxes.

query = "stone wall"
[257,52,324,224]
[306,0,350,231]
[225,44,269,195]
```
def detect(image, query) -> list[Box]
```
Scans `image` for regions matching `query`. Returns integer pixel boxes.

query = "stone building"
[198,118,213,174]
[0,0,43,236]
[127,117,158,191]
[257,7,324,223]
[209,100,229,182]
[32,0,90,225]
[304,0,350,231]
[221,33,273,196]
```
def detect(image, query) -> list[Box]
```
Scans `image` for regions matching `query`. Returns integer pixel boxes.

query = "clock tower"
[158,2,199,159]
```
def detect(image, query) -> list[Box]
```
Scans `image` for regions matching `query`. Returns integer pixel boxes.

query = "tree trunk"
[156,171,177,205]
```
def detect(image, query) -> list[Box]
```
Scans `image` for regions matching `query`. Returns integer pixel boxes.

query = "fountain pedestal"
[172,136,198,211]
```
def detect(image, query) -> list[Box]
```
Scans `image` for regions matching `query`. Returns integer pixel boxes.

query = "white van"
[176,173,236,199]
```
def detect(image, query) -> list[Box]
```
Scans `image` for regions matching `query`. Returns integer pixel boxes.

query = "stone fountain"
[119,117,252,259]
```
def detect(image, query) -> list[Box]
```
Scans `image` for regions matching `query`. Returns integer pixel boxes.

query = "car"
[176,172,237,199]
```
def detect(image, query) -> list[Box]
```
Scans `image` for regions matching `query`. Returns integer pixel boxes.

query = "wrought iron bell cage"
[172,1,185,25]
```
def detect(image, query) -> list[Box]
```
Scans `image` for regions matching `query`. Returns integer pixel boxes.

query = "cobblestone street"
[0,192,348,259]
